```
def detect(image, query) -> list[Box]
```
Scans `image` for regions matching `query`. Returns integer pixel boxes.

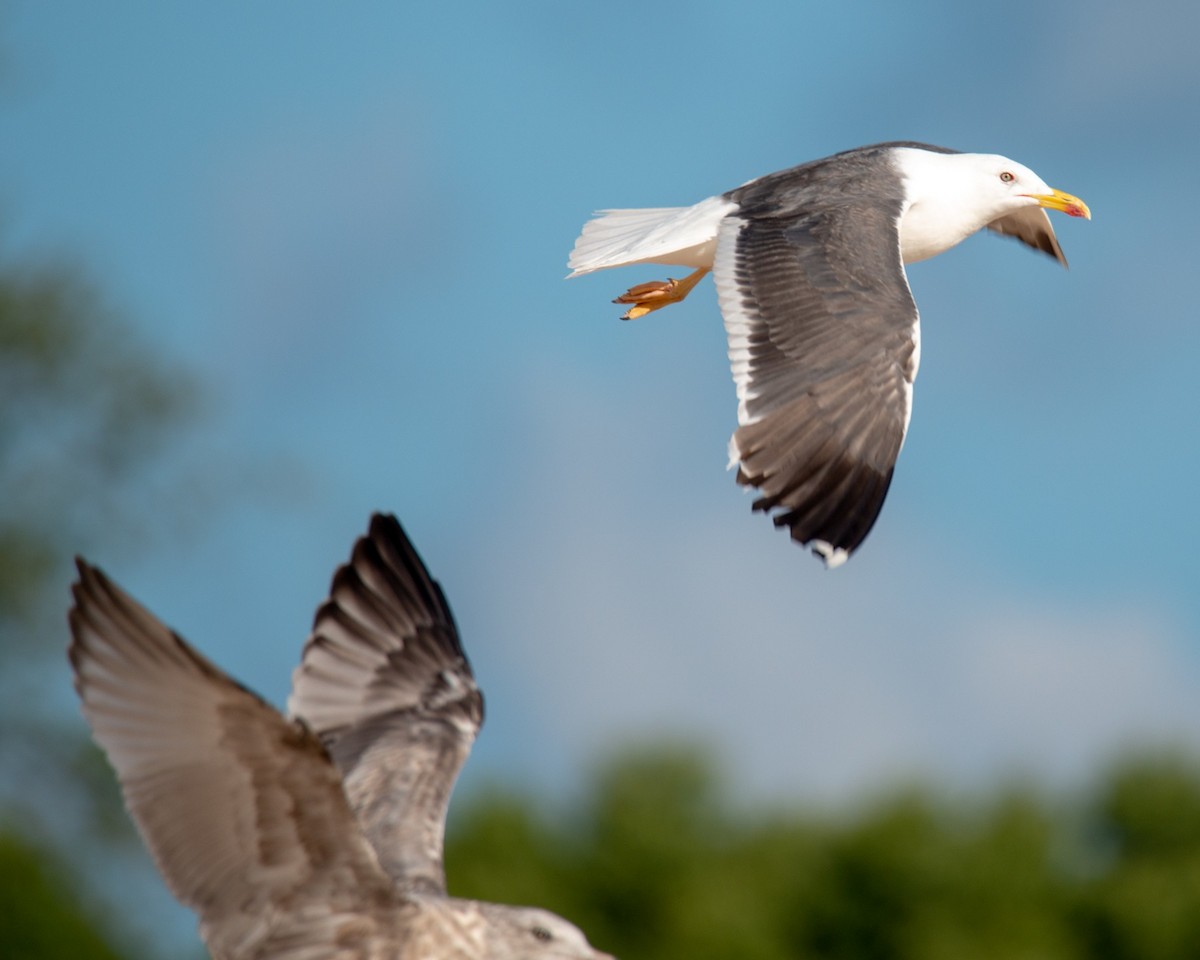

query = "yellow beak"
[1023,188,1091,220]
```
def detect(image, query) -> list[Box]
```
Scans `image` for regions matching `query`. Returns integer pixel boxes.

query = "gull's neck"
[892,147,1001,264]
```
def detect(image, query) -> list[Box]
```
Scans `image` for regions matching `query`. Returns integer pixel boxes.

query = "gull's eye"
[999,171,1015,183]
[531,926,553,943]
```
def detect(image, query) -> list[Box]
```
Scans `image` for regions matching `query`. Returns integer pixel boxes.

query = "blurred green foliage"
[7,734,1200,959]
[0,254,195,637]
[0,239,198,958]
[446,746,1200,960]
[0,830,128,960]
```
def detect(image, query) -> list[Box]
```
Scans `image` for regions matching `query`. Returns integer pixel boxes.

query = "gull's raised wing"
[288,514,483,895]
[69,561,399,960]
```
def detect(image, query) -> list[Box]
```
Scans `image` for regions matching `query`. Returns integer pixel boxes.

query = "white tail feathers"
[566,195,735,277]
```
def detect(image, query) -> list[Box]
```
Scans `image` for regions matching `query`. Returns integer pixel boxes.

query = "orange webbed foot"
[612,267,710,320]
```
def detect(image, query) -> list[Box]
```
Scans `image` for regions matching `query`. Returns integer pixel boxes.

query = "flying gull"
[567,142,1090,567]
[69,513,614,960]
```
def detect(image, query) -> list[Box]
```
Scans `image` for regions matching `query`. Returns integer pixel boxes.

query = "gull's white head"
[895,147,1090,263]
[963,152,1092,221]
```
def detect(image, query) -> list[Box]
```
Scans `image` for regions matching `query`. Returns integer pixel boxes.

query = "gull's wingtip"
[810,540,851,570]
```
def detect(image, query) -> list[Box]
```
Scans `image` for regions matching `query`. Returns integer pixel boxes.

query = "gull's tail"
[566,196,733,277]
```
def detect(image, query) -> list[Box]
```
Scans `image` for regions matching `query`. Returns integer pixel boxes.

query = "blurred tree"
[1072,755,1200,960]
[0,241,199,959]
[447,745,1200,960]
[0,252,194,637]
[0,831,128,960]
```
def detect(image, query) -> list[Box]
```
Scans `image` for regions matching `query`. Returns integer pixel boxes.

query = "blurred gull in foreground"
[69,513,613,960]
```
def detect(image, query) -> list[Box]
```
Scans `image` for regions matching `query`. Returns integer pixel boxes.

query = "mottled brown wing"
[68,561,399,960]
[288,514,483,895]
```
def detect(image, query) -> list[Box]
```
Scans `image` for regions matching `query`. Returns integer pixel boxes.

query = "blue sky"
[6,0,1200,944]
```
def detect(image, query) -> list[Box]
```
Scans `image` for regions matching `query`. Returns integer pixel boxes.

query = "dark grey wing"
[713,195,918,566]
[987,206,1068,267]
[288,513,483,895]
[68,562,399,960]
